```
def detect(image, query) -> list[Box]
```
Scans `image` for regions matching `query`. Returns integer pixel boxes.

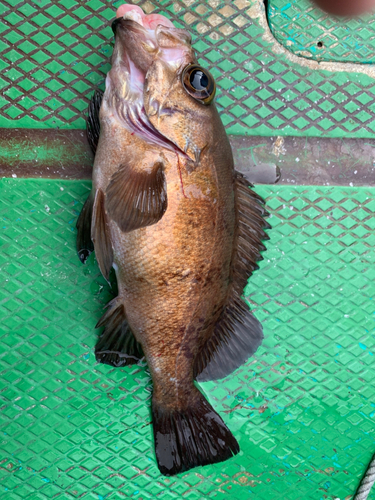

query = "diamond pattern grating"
[269,0,375,64]
[1,179,375,499]
[2,0,375,136]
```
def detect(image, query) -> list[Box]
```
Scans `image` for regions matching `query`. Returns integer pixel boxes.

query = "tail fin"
[152,390,239,476]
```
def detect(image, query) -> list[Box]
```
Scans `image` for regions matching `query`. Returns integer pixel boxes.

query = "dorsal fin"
[87,89,103,155]
[95,298,144,367]
[194,172,270,382]
[77,90,103,265]
[76,191,94,264]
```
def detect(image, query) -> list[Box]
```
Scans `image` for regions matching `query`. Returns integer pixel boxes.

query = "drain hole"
[317,41,323,48]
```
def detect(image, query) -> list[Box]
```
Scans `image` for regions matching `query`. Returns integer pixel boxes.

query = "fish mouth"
[111,8,175,35]
[105,6,193,157]
[113,4,175,33]
[110,6,191,95]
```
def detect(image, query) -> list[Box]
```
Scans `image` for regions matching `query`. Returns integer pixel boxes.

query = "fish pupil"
[190,70,208,90]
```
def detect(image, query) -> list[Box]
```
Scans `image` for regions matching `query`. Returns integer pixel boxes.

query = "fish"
[76,3,270,476]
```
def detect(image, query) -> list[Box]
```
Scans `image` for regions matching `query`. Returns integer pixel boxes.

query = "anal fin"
[194,172,270,382]
[195,298,264,382]
[76,191,94,264]
[95,298,144,367]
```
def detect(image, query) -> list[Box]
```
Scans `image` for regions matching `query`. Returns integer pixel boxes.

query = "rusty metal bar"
[1,128,375,185]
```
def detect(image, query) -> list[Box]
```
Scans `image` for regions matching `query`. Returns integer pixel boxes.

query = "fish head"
[144,26,219,161]
[104,5,219,162]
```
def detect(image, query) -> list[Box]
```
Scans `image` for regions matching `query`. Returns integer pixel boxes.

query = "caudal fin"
[152,390,239,476]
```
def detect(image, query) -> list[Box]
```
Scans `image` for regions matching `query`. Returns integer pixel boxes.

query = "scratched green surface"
[268,0,375,63]
[0,179,375,499]
[1,0,375,137]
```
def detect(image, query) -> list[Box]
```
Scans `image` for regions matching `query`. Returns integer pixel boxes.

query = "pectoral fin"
[194,172,270,382]
[105,161,167,233]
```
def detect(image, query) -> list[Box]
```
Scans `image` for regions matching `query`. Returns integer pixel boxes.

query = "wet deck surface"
[1,179,374,499]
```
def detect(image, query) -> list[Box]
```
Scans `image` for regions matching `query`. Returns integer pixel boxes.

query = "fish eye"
[182,64,216,105]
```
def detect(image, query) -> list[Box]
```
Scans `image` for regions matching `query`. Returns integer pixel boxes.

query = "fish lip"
[111,17,121,35]
[112,17,148,35]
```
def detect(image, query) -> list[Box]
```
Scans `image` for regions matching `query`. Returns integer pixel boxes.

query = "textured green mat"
[268,0,375,63]
[1,179,375,499]
[2,0,375,137]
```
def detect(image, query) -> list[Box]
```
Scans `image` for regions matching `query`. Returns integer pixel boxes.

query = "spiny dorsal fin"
[91,188,113,281]
[76,191,94,264]
[95,298,144,367]
[87,89,103,155]
[194,172,270,382]
[105,161,167,233]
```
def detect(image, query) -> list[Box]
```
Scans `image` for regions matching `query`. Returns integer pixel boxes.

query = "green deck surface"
[0,179,374,499]
[1,0,375,137]
[268,0,375,63]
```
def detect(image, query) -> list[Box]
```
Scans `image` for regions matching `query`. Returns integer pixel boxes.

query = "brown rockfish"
[77,4,270,476]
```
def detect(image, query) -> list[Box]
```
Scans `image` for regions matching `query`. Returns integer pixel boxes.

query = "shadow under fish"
[76,4,270,476]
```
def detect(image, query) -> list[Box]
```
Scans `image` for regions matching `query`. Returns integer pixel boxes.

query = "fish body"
[77,5,270,476]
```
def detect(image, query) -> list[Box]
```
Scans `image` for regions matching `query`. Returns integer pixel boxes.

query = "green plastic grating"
[268,0,375,64]
[2,0,375,137]
[0,179,375,499]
